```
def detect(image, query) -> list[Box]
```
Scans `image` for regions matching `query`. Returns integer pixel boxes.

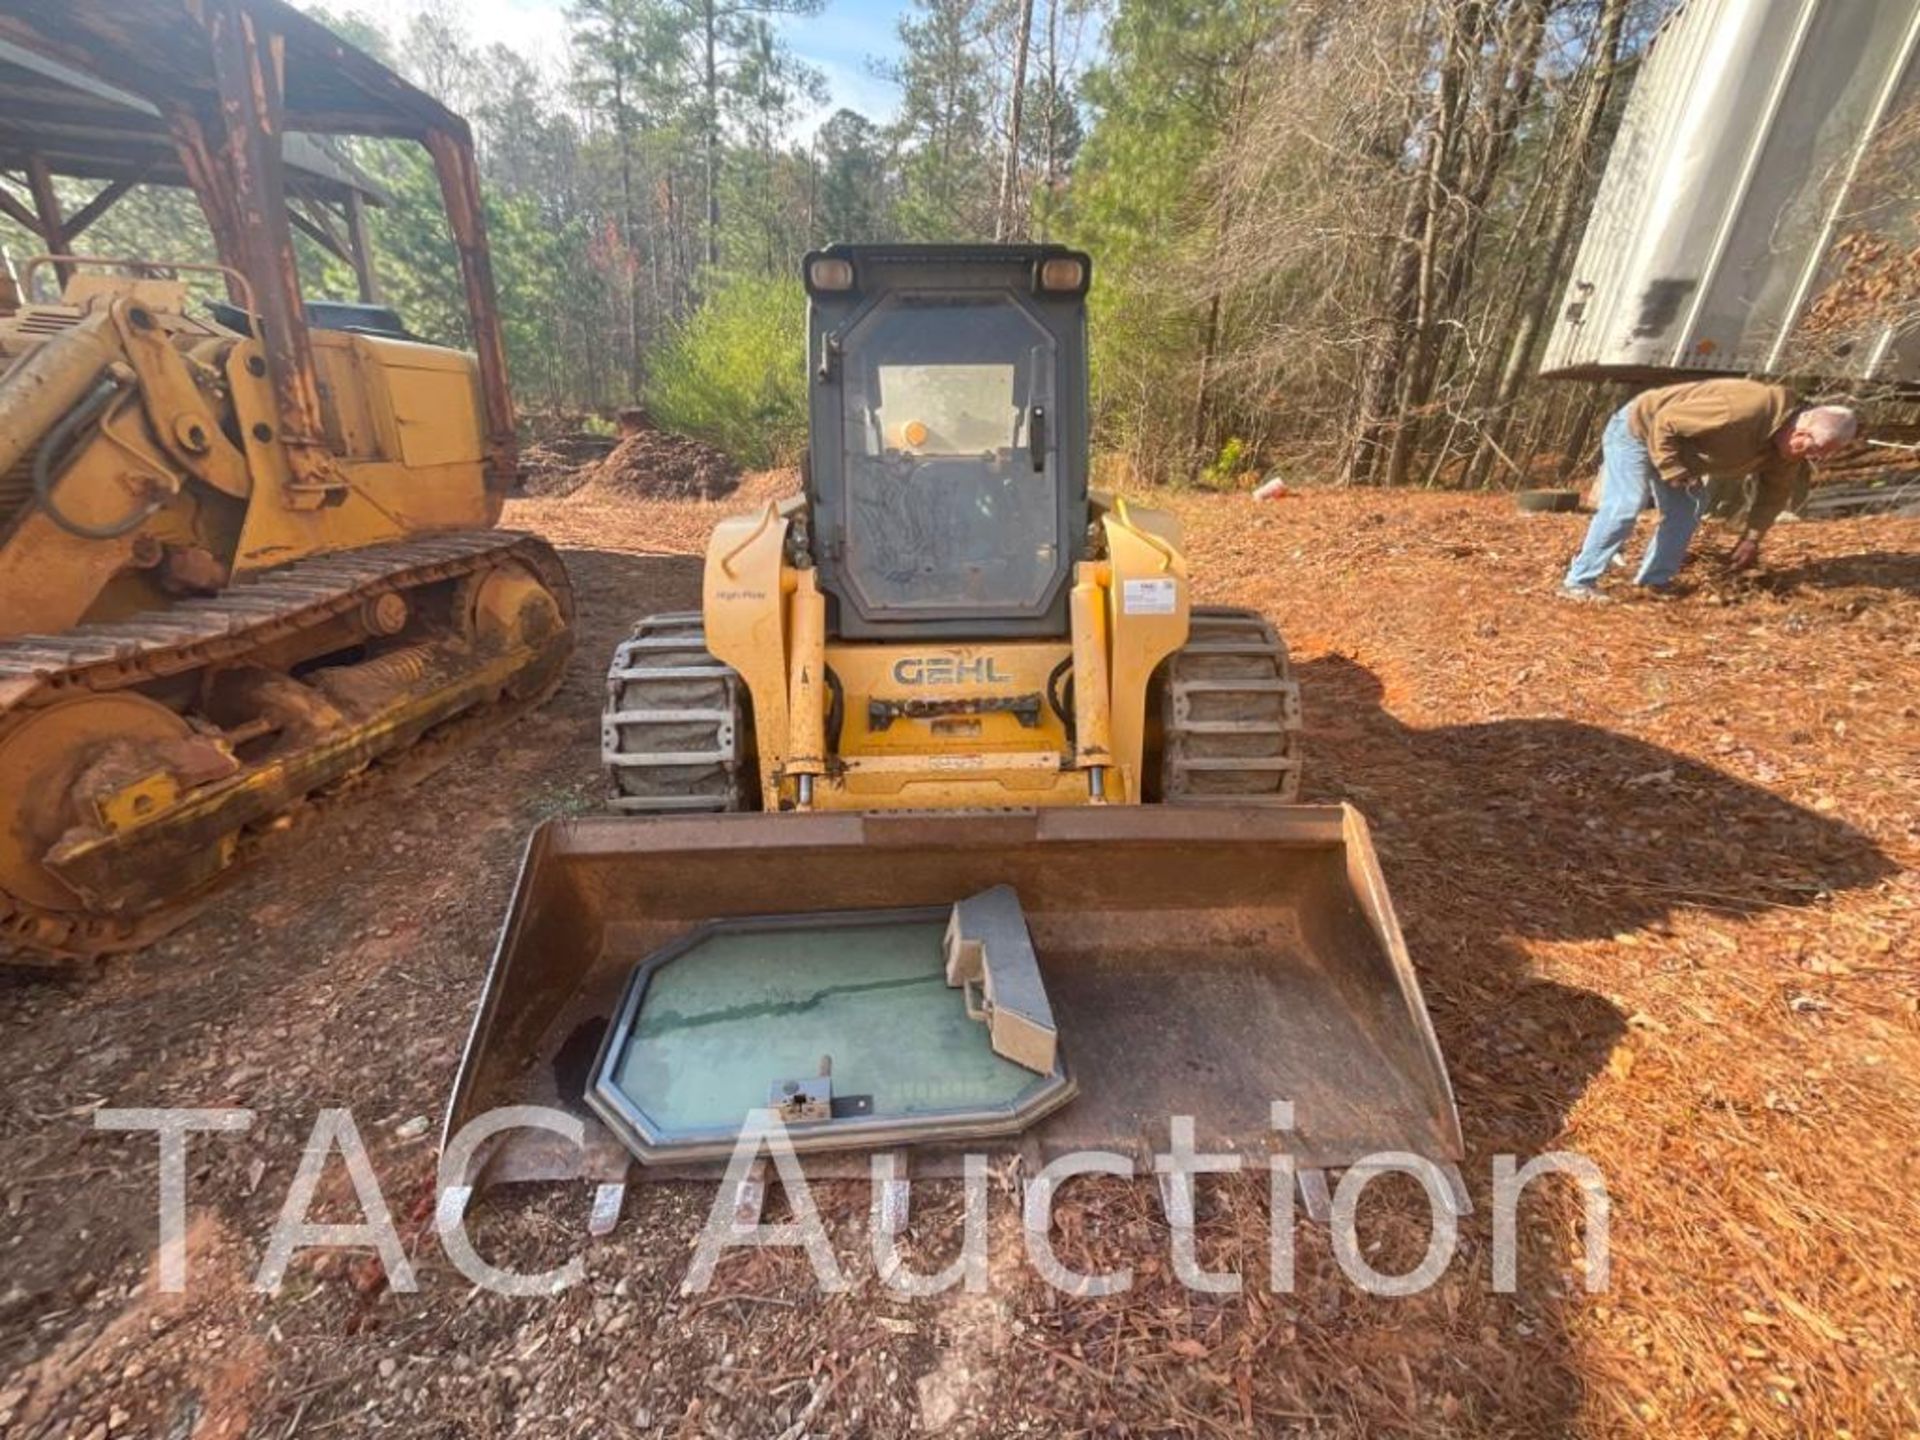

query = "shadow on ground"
[1755,549,1920,596]
[1281,652,1894,1429]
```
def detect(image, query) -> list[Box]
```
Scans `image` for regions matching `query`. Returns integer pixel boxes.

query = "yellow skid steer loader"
[445,247,1460,1209]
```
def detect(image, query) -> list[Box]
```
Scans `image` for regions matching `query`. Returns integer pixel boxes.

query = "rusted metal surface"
[444,806,1464,1193]
[0,309,117,476]
[0,531,575,961]
[0,39,381,206]
[424,125,516,507]
[0,0,511,501]
[51,641,537,915]
[0,1,561,968]
[0,3,461,141]
[19,152,73,288]
[60,174,140,239]
[194,0,339,505]
[0,184,39,233]
[0,531,543,698]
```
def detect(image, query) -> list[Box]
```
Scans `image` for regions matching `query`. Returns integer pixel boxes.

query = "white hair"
[1796,405,1859,447]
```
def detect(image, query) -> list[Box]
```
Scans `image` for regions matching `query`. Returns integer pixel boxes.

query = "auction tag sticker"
[1122,578,1178,615]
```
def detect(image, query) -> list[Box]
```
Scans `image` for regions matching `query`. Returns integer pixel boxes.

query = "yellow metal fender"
[1095,494,1190,803]
[702,502,794,805]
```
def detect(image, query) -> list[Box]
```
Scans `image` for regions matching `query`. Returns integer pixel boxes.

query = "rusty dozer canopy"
[444,804,1464,1200]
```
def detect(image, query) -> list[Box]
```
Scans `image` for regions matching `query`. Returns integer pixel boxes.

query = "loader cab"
[802,244,1093,641]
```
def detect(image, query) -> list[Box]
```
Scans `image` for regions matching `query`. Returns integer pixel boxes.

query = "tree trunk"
[1463,0,1628,489]
[1344,172,1429,485]
[1190,5,1264,459]
[1392,0,1549,486]
[1556,383,1613,483]
[703,0,720,269]
[1038,0,1057,239]
[1345,4,1458,487]
[994,0,1034,241]
[613,63,643,395]
[1440,102,1571,484]
[1384,0,1508,488]
[1192,294,1222,455]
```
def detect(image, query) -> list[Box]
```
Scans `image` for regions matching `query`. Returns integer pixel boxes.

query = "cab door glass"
[840,295,1060,614]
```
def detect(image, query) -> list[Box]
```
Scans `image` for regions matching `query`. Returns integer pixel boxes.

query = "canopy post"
[198,0,342,506]
[425,123,515,508]
[23,154,69,287]
[345,188,380,303]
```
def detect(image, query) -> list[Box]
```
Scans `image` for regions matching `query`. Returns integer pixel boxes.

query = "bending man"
[1561,380,1857,603]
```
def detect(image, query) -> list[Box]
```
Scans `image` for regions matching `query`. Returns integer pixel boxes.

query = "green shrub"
[644,275,808,468]
[1199,436,1250,489]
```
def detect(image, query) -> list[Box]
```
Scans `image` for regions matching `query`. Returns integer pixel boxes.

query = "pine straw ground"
[2,474,1915,1439]
[511,476,1920,1437]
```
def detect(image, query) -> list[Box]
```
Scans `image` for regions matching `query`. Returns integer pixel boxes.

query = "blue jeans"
[1564,406,1704,588]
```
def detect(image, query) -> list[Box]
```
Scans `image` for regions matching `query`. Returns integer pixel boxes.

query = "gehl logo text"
[892,655,1013,685]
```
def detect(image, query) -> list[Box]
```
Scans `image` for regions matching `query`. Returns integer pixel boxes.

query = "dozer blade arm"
[0,309,120,478]
[0,296,261,637]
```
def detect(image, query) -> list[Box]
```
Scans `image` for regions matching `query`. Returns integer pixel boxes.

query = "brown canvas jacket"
[1627,380,1804,534]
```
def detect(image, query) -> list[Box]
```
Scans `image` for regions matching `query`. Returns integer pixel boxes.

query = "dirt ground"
[2,472,1916,1439]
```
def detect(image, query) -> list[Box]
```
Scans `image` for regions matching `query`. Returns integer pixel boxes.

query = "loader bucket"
[443,806,1462,1190]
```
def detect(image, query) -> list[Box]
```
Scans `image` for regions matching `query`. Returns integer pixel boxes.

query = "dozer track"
[602,612,753,812]
[1157,605,1303,803]
[0,531,574,966]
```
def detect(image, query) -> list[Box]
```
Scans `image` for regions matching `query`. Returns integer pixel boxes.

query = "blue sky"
[413,0,909,132]
[775,0,906,125]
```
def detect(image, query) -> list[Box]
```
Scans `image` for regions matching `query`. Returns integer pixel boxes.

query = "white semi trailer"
[1541,0,1920,388]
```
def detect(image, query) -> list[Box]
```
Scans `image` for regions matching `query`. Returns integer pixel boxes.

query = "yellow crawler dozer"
[446,247,1460,1212]
[0,1,573,962]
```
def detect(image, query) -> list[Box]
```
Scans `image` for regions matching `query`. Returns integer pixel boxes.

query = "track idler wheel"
[0,694,235,915]
[467,560,569,699]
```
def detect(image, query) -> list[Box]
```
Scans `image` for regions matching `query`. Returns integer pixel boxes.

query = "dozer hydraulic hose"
[0,310,119,478]
[33,379,158,539]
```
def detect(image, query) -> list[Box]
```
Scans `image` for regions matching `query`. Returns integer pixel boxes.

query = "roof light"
[1036,256,1086,293]
[807,257,854,291]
